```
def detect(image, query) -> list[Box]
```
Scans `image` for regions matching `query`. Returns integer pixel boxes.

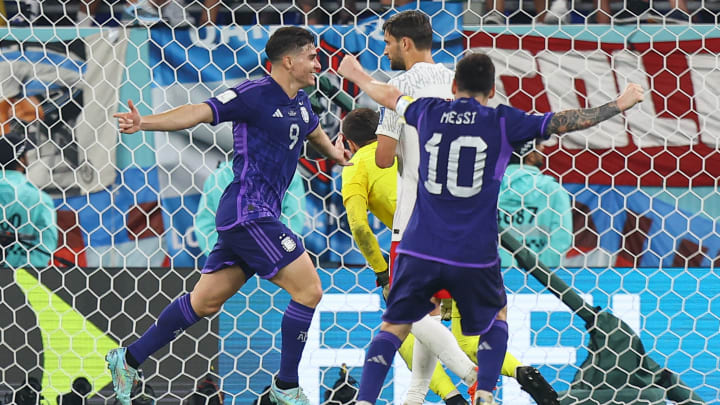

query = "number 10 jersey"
[395,96,554,267]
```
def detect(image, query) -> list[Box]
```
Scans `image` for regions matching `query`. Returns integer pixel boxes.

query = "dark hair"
[455,52,495,96]
[382,11,433,51]
[342,108,379,148]
[265,27,316,63]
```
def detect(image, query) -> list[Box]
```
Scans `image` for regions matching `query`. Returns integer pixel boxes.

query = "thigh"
[191,265,248,314]
[269,251,321,306]
[445,263,507,336]
[382,254,440,325]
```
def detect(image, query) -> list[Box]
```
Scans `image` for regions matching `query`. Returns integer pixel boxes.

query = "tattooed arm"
[545,83,644,136]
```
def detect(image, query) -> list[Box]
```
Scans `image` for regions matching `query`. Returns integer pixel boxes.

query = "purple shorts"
[202,217,305,280]
[383,253,507,336]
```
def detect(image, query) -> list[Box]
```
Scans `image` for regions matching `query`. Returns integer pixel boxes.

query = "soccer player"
[373,10,557,405]
[341,108,467,405]
[372,11,482,402]
[337,51,644,404]
[107,27,351,405]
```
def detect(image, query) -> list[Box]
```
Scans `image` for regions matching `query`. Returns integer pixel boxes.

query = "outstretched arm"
[114,100,214,134]
[545,83,644,136]
[337,55,403,111]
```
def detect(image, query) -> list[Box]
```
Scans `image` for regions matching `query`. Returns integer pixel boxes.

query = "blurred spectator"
[534,0,570,23]
[77,0,100,26]
[7,0,39,25]
[498,141,572,268]
[595,0,691,23]
[194,161,306,257]
[0,127,57,269]
[124,0,191,26]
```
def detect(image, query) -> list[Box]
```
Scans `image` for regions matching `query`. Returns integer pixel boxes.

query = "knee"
[190,294,222,317]
[293,282,322,308]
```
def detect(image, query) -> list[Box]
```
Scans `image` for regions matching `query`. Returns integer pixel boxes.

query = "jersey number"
[424,133,487,198]
[289,124,300,149]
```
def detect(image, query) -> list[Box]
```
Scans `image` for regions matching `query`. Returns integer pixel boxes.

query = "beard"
[390,56,406,71]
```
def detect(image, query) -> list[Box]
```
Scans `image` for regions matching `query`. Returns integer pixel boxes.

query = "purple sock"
[277,300,315,384]
[476,320,508,392]
[357,331,402,403]
[127,293,200,366]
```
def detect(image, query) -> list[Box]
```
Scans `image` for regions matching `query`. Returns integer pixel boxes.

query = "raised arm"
[544,83,644,136]
[337,55,403,111]
[114,100,214,134]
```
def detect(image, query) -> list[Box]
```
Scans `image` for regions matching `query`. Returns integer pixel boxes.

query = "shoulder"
[228,77,272,99]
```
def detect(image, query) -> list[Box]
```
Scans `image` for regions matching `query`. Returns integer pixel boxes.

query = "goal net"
[0,1,718,404]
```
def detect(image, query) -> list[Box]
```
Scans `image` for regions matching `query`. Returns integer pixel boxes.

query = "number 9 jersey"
[395,96,554,267]
[204,76,319,230]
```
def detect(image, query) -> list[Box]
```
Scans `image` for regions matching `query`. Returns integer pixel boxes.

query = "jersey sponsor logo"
[216,89,237,104]
[300,106,309,123]
[280,235,297,252]
[272,108,283,118]
[367,355,388,366]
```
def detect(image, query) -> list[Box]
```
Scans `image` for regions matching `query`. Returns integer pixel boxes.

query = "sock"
[127,293,200,366]
[501,351,523,378]
[357,331,402,403]
[475,320,508,392]
[277,300,315,385]
[411,314,477,385]
[405,315,440,404]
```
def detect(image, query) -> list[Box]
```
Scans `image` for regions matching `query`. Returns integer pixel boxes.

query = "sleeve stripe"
[204,100,220,126]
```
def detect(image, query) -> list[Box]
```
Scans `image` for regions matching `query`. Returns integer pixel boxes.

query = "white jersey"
[376,62,454,241]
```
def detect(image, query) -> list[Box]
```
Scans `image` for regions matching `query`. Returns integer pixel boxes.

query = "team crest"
[300,106,309,123]
[281,235,297,252]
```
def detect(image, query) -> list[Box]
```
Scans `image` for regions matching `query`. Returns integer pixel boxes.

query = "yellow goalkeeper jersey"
[341,141,397,229]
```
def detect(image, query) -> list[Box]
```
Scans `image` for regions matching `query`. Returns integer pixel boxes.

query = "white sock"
[404,324,436,405]
[411,314,477,386]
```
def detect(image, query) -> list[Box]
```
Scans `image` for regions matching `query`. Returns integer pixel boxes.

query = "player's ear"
[401,37,411,51]
[488,84,496,99]
[282,54,294,70]
[451,79,458,96]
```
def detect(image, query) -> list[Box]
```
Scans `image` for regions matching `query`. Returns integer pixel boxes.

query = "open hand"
[113,100,142,134]
[616,83,644,112]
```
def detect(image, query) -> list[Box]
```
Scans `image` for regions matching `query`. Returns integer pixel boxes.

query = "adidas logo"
[477,341,492,351]
[367,355,388,366]
[297,331,308,342]
[273,109,283,118]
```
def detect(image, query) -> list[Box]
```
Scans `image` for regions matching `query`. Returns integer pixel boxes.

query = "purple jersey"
[395,96,553,267]
[204,77,319,230]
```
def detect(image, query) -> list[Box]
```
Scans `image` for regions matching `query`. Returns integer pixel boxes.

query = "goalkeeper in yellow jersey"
[340,108,559,405]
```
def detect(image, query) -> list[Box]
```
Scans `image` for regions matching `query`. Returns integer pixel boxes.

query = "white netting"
[1,1,720,405]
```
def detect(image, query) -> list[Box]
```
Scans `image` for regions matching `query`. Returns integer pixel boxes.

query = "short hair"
[342,108,379,147]
[265,27,316,63]
[382,11,433,51]
[455,52,495,96]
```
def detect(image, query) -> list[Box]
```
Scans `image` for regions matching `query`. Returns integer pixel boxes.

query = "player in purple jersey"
[107,27,352,405]
[338,52,644,405]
